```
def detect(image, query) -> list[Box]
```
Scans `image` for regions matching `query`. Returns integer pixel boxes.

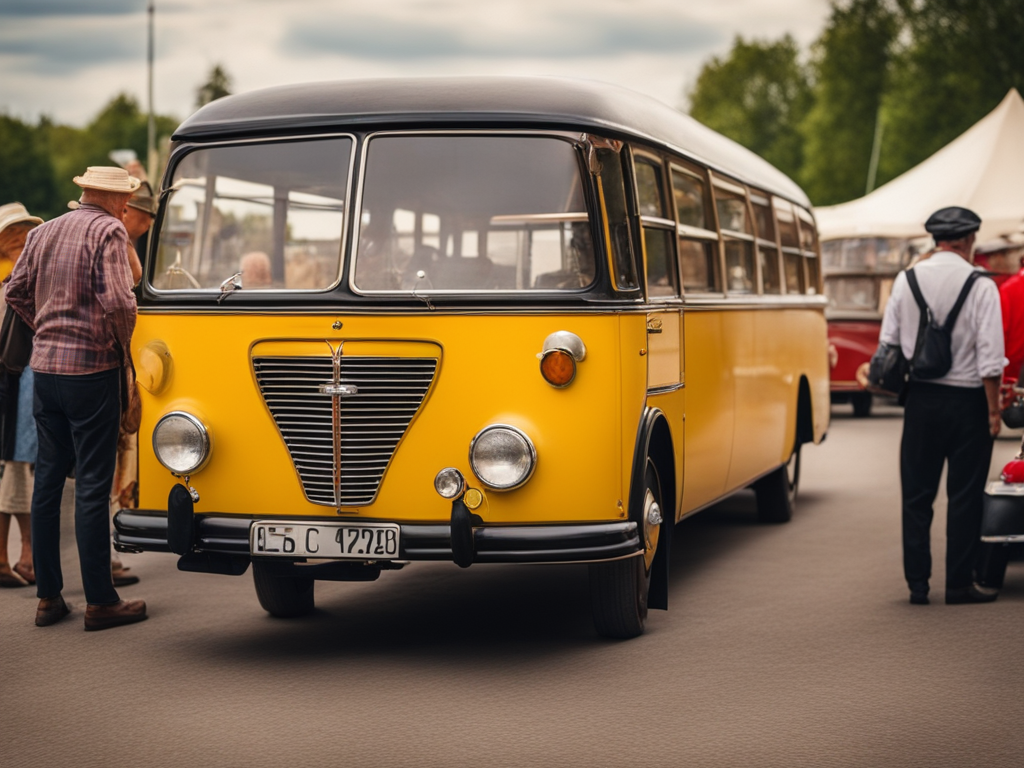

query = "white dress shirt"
[879,250,1004,388]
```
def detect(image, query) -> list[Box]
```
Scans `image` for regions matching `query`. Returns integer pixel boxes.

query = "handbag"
[113,338,142,434]
[0,289,34,375]
[866,341,910,398]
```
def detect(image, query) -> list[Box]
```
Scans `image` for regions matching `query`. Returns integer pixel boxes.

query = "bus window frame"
[630,147,681,303]
[773,195,805,295]
[147,132,358,297]
[668,160,722,296]
[710,171,759,297]
[347,128,607,298]
[749,188,784,296]
[795,205,822,295]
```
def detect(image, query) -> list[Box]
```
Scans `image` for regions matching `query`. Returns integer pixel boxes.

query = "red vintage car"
[822,237,918,417]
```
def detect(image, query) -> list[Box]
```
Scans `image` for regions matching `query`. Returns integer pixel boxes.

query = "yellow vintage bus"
[114,77,830,638]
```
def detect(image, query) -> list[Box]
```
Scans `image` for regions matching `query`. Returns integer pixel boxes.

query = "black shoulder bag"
[905,268,982,380]
[866,270,926,400]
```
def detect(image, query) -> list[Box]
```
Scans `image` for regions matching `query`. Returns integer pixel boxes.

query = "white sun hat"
[0,202,43,235]
[72,166,141,193]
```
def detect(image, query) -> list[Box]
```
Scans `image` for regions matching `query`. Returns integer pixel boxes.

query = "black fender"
[630,407,675,610]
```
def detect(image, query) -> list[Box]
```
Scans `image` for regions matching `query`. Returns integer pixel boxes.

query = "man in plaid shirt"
[6,166,148,631]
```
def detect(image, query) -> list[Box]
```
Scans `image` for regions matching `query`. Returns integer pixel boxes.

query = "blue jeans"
[31,368,121,605]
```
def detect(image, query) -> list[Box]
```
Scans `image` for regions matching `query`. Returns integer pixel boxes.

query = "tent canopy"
[815,89,1024,244]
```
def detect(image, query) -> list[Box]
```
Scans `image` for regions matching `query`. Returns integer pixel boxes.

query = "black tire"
[589,461,659,639]
[851,392,873,418]
[977,543,1010,590]
[754,445,800,524]
[252,561,315,618]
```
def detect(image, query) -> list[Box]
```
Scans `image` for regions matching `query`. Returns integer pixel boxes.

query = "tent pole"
[865,106,884,195]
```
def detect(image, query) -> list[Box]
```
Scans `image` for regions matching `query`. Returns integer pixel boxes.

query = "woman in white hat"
[0,202,43,587]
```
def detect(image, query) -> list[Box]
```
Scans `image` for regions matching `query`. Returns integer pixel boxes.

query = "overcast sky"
[0,0,830,126]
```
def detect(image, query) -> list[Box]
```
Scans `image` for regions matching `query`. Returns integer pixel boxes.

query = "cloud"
[0,0,147,17]
[282,9,722,61]
[0,24,146,74]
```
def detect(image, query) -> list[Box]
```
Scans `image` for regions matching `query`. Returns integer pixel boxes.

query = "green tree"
[196,64,232,108]
[877,0,1024,186]
[0,114,58,218]
[687,35,812,183]
[800,0,899,205]
[40,94,179,210]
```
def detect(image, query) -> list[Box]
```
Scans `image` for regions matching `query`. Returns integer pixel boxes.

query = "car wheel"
[851,392,873,418]
[252,560,315,618]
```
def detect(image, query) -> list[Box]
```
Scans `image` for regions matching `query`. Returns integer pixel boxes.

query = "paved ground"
[2,403,1023,768]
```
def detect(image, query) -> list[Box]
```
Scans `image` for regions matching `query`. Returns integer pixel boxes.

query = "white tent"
[815,89,1024,244]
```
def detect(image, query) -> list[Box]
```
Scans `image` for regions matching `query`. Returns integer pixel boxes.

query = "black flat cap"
[925,206,982,240]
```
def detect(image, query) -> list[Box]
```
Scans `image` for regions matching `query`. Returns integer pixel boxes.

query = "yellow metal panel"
[136,313,629,525]
[681,311,734,512]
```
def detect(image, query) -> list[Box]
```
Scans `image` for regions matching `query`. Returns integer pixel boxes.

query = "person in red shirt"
[997,240,1024,381]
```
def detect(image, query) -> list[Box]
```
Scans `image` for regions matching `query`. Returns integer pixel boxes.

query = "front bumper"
[113,509,642,565]
[982,482,1024,543]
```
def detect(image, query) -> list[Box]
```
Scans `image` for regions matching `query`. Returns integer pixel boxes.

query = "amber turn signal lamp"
[540,349,576,388]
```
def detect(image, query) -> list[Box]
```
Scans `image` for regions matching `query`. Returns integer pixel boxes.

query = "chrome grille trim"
[253,355,437,506]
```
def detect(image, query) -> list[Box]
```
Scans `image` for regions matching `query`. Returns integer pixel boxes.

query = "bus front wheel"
[252,561,315,618]
[589,462,659,639]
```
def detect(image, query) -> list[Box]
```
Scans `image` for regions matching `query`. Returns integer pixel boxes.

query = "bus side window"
[714,177,756,295]
[774,197,804,294]
[671,165,720,294]
[596,147,639,292]
[796,206,820,294]
[635,155,678,299]
[750,190,782,295]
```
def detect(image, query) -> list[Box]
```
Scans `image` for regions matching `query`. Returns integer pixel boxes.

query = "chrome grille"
[253,356,438,506]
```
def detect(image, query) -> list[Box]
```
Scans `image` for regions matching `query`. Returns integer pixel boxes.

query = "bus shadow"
[180,492,812,662]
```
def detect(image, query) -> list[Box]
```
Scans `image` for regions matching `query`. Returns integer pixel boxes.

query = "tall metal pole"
[865,104,884,195]
[147,0,156,184]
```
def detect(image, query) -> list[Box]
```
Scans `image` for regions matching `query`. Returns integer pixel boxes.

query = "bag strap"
[903,268,930,364]
[943,271,983,332]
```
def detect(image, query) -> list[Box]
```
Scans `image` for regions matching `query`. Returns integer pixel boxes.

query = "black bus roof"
[174,76,810,208]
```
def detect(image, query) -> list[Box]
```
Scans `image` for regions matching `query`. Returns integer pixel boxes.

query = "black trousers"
[31,368,121,606]
[900,382,992,592]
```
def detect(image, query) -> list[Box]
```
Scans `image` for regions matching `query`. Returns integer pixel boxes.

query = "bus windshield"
[352,135,596,293]
[151,137,352,292]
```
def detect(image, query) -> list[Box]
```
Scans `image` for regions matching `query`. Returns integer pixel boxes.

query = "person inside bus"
[240,251,273,289]
[878,206,1004,606]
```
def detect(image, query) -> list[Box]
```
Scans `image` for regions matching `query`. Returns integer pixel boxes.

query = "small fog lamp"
[434,467,466,499]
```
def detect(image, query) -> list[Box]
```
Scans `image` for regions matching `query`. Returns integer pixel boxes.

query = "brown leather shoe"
[36,595,71,627]
[84,599,148,631]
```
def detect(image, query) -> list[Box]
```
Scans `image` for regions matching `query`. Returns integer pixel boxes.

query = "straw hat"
[0,202,43,235]
[73,166,141,193]
[126,181,157,216]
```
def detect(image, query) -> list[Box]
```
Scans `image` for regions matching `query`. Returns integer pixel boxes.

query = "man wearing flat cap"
[6,166,148,630]
[879,206,1004,606]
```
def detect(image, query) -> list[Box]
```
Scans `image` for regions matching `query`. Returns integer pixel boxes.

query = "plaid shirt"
[6,204,136,375]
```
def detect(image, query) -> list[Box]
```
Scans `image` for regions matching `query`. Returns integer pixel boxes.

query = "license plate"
[250,521,400,560]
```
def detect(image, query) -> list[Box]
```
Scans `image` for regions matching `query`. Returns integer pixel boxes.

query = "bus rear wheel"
[589,461,659,639]
[252,561,315,618]
[754,445,800,524]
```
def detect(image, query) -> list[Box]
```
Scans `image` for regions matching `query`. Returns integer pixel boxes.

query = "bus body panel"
[135,312,635,525]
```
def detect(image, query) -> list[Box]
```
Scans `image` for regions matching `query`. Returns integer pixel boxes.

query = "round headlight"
[469,425,536,491]
[153,412,210,475]
[434,467,466,499]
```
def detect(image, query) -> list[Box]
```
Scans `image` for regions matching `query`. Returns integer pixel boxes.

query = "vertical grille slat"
[253,355,437,506]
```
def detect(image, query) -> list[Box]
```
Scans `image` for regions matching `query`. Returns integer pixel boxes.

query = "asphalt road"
[2,403,1023,768]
